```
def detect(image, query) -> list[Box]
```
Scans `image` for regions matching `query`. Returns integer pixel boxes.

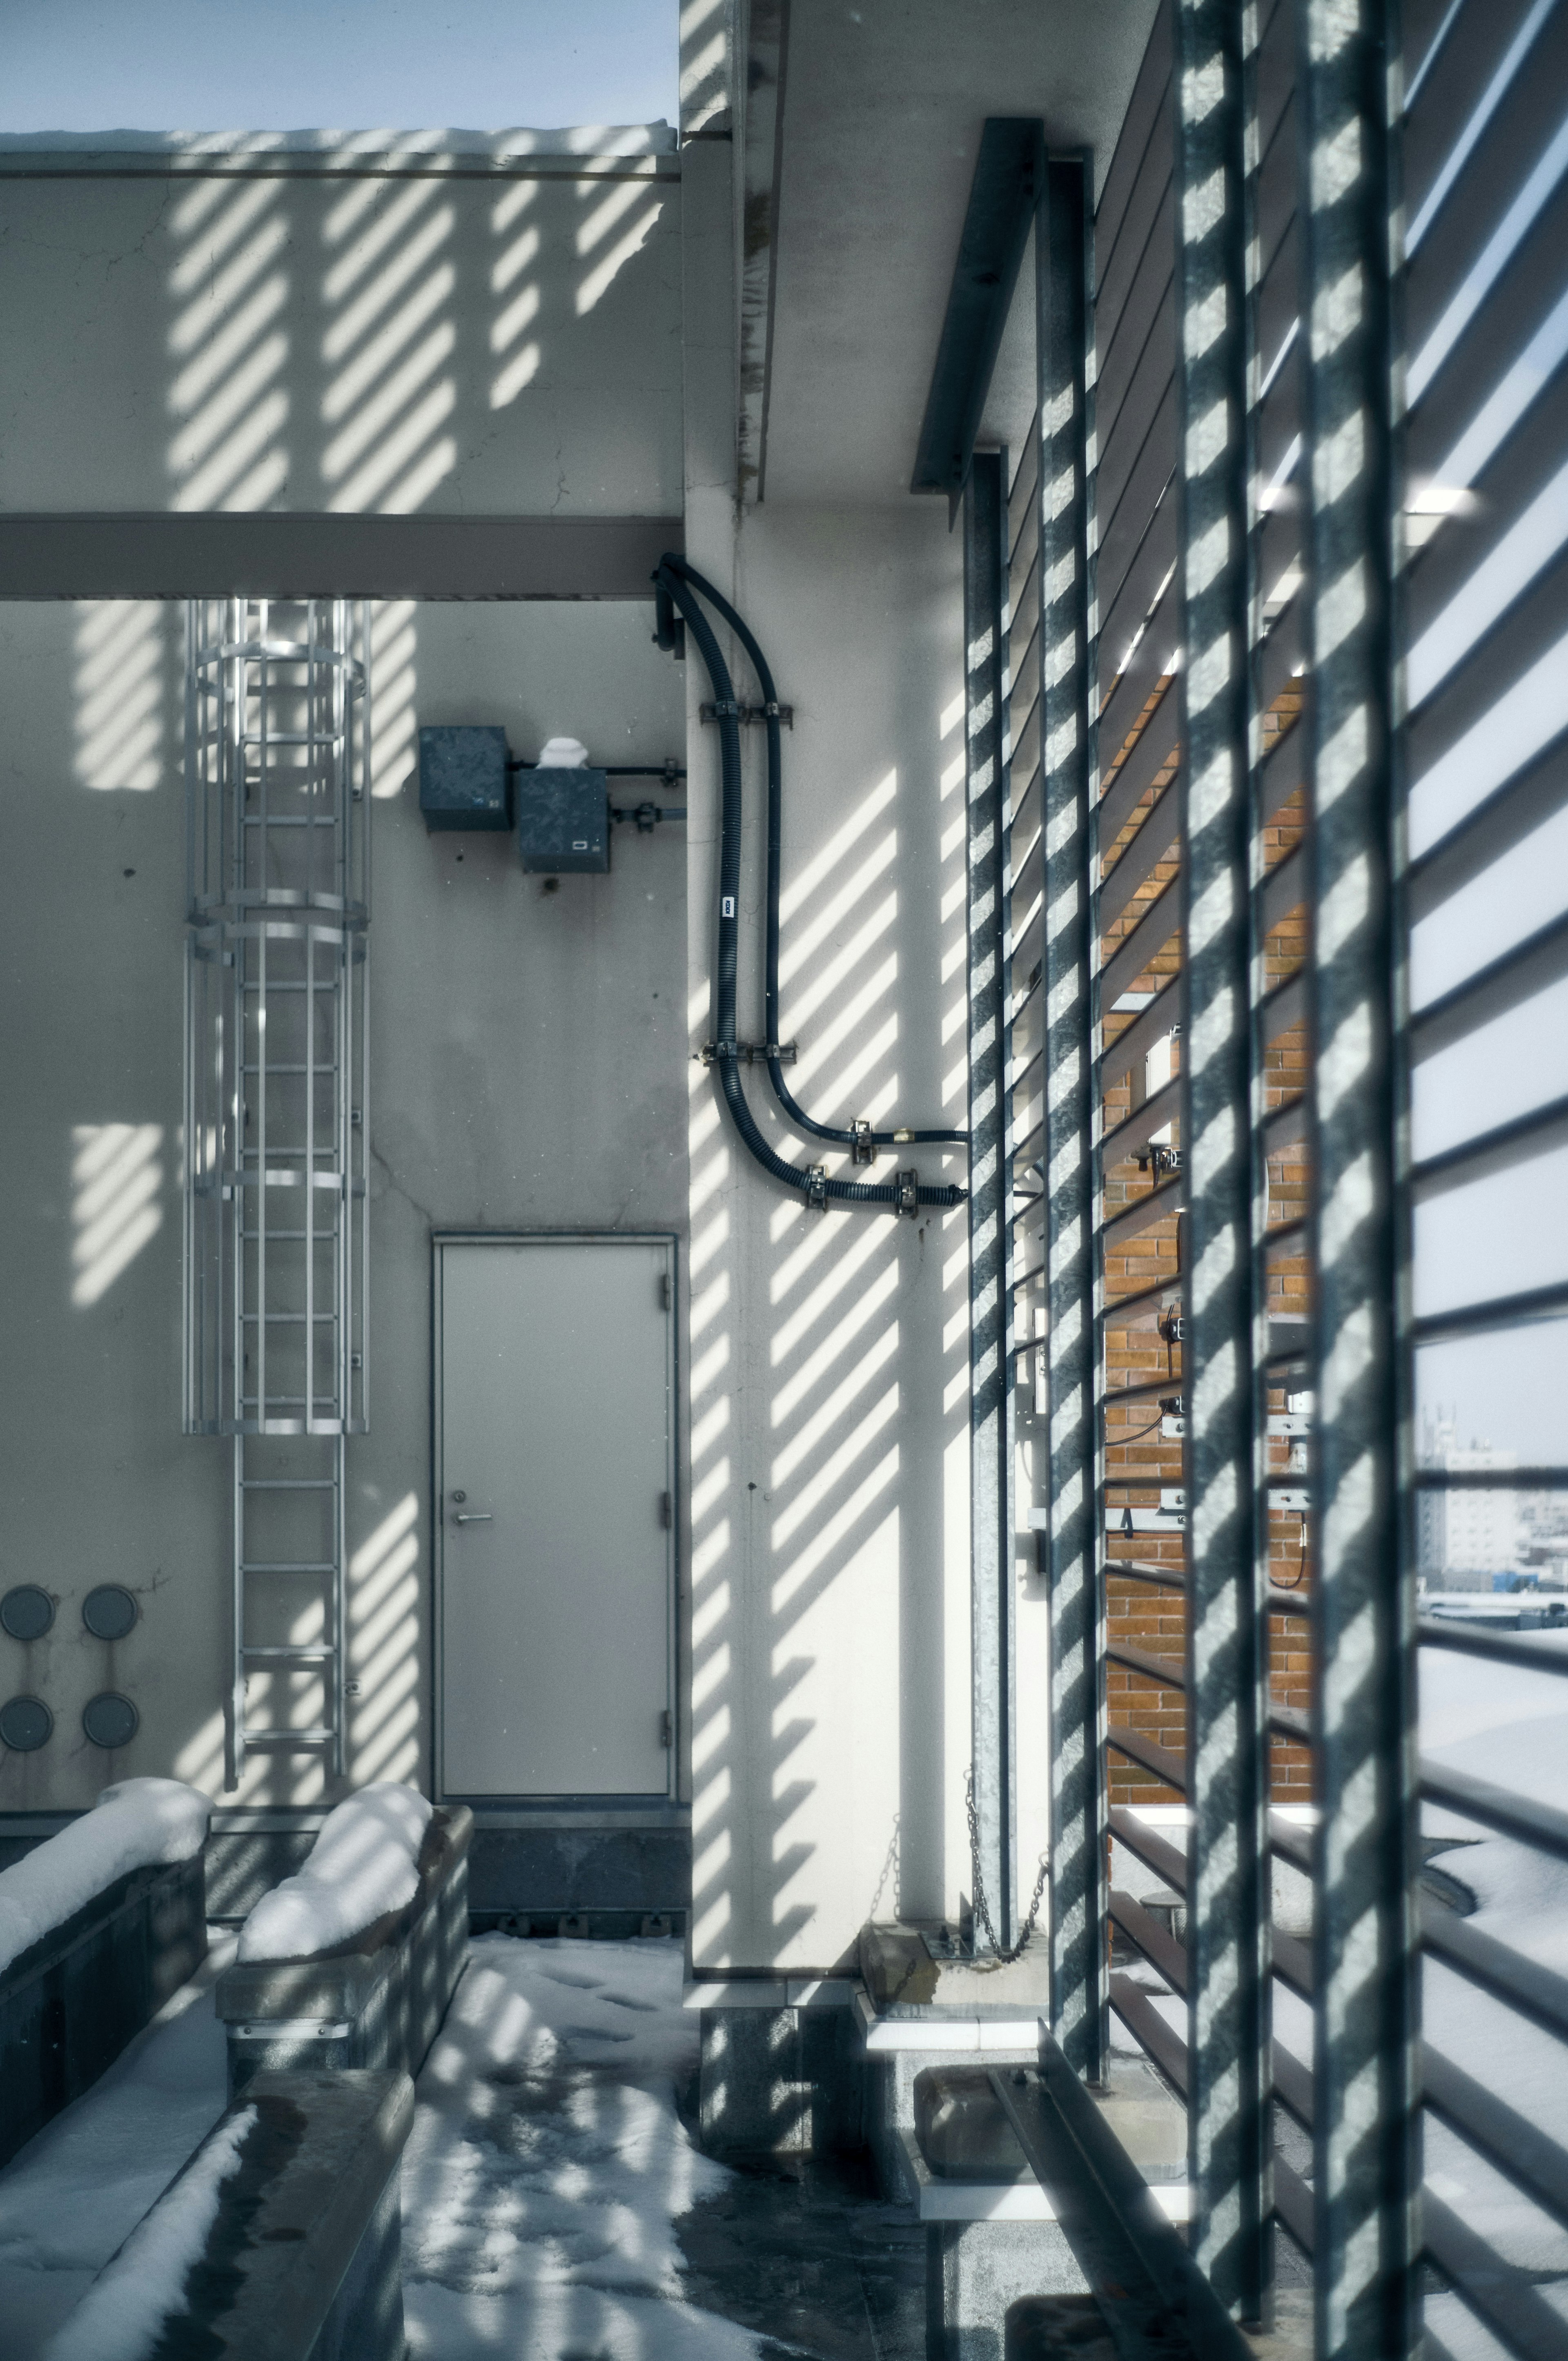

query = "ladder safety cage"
[971,0,1568,2353]
[183,597,372,1791]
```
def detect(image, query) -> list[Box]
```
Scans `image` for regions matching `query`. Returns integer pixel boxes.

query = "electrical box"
[517,766,610,873]
[419,725,513,831]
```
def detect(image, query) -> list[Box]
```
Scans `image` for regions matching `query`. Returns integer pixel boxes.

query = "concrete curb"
[217,1804,470,2097]
[70,2067,413,2361]
[0,1851,206,2169]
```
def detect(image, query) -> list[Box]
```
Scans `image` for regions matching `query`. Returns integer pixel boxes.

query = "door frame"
[431,1229,679,1806]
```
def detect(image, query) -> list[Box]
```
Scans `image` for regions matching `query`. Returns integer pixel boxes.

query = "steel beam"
[1173,0,1271,2325]
[1298,4,1421,2356]
[1038,156,1105,2075]
[991,2036,1256,2361]
[913,123,1046,498]
[965,450,1017,1952]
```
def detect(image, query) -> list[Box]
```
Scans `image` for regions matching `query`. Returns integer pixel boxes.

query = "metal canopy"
[911,118,1046,499]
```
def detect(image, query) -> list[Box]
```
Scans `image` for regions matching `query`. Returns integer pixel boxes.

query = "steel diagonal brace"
[988,2033,1255,2361]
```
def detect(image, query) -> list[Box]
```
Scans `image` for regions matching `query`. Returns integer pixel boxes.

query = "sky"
[0,0,678,132]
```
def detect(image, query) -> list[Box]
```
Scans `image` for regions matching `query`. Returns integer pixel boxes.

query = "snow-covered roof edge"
[0,123,677,158]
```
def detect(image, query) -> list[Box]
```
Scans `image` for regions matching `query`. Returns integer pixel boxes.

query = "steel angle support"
[1298,4,1421,2358]
[989,2035,1256,2361]
[965,450,1017,1953]
[913,121,1046,501]
[1173,0,1272,2326]
[1037,156,1105,2076]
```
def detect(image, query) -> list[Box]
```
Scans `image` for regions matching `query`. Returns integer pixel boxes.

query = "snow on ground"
[1114,1645,1568,2324]
[42,2103,254,2361]
[0,1935,232,2359]
[402,1935,766,2361]
[0,1780,210,1977]
[237,1781,432,1962]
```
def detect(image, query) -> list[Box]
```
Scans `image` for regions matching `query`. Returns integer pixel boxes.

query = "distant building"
[1418,1413,1522,1583]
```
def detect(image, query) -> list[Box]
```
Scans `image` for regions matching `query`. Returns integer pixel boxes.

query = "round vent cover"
[0,1695,53,1751]
[82,1691,139,1750]
[82,1585,138,1642]
[0,1586,55,1642]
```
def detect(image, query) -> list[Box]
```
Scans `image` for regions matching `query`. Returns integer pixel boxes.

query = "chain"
[965,1769,1047,1965]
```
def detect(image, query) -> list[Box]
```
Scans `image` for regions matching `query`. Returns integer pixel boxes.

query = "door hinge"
[659,1709,673,1748]
[660,1272,672,1312]
[659,1491,673,1528]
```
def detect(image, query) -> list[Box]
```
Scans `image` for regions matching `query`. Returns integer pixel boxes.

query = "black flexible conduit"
[655,556,966,1212]
[662,555,971,1154]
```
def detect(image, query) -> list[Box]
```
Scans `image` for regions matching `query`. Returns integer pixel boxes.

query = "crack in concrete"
[370,1142,439,1231]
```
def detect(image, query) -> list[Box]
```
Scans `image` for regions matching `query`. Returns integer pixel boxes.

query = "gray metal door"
[436,1236,675,1796]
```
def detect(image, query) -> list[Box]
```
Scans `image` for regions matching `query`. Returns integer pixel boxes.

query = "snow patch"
[42,2104,254,2361]
[402,1935,763,2359]
[237,1783,432,1963]
[0,1780,210,1980]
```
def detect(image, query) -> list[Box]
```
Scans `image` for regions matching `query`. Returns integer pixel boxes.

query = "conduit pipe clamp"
[850,1119,876,1165]
[898,1170,921,1217]
[804,1165,829,1211]
[697,1041,797,1067]
[698,701,794,728]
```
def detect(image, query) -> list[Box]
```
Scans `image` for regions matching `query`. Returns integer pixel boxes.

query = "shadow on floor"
[675,2148,927,2361]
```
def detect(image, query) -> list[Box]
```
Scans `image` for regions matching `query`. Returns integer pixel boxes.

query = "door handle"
[453,1511,493,1525]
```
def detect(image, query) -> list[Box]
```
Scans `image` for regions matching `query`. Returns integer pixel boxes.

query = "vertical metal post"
[966,448,1016,1953]
[1039,160,1104,2076]
[1174,0,1272,2323]
[1298,5,1419,2357]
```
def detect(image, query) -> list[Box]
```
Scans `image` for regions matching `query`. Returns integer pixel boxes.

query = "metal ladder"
[183,599,371,1790]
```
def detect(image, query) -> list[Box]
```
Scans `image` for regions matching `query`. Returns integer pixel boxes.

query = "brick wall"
[1093,675,1312,1808]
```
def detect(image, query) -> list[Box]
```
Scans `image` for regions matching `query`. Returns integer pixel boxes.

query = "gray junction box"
[418,725,513,831]
[517,766,610,873]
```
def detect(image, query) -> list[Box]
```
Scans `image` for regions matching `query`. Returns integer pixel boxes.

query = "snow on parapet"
[43,2106,256,2361]
[0,1777,210,1980]
[236,1782,432,1964]
[0,123,677,156]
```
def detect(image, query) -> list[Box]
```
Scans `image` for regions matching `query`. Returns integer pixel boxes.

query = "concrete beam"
[0,514,683,601]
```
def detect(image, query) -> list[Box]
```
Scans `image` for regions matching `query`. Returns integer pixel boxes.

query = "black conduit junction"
[655,555,966,1213]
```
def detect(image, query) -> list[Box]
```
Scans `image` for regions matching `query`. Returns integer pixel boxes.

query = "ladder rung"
[241,1479,337,1490]
[243,1645,335,1661]
[241,1313,337,1324]
[237,1388,345,1407]
[243,1728,335,1749]
[242,1064,342,1074]
[241,1560,337,1573]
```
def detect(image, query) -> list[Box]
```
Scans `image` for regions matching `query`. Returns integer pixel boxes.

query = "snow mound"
[237,1782,432,1963]
[42,2104,254,2361]
[0,1779,210,1980]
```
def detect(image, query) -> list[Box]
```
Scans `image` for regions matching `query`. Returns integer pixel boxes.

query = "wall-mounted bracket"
[699,701,794,728]
[697,1040,797,1067]
[611,802,688,832]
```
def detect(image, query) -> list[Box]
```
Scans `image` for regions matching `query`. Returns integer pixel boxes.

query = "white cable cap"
[537,735,589,767]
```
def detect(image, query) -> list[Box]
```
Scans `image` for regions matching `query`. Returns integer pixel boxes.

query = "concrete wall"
[0,148,681,516]
[0,596,687,1811]
[679,147,1050,1972]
